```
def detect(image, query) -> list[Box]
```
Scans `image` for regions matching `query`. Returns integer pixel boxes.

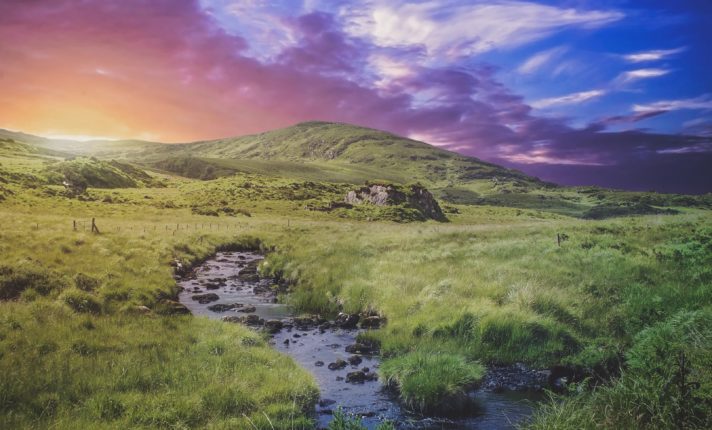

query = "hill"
[145,121,547,188]
[2,123,710,218]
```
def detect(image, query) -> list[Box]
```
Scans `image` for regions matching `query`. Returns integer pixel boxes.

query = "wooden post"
[91,218,100,234]
[73,220,77,231]
[557,233,561,247]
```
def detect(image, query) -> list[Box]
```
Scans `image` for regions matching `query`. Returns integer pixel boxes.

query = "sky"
[0,0,711,193]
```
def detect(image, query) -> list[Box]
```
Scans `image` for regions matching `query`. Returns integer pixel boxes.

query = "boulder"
[207,303,243,312]
[319,399,336,407]
[237,306,257,313]
[345,342,377,355]
[157,300,190,315]
[293,315,323,329]
[360,316,382,329]
[191,293,219,304]
[328,359,347,370]
[264,319,283,333]
[222,314,263,326]
[347,355,363,366]
[335,313,359,329]
[344,183,446,221]
[135,305,151,314]
[346,371,366,383]
[237,261,261,282]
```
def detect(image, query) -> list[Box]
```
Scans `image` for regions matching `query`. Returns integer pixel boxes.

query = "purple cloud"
[0,0,709,193]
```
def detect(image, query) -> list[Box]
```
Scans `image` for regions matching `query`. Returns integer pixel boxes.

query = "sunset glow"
[1,0,710,192]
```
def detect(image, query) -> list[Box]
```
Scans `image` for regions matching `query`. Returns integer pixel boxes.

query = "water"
[178,252,542,429]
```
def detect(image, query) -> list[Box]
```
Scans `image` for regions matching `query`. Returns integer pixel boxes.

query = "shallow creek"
[178,251,543,429]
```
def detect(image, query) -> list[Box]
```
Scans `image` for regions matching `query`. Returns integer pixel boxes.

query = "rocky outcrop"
[344,183,446,221]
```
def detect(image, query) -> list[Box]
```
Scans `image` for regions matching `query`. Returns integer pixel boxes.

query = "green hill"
[3,122,710,218]
[148,121,545,187]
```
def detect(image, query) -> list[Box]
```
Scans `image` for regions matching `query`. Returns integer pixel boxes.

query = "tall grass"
[379,351,485,414]
[1,149,711,428]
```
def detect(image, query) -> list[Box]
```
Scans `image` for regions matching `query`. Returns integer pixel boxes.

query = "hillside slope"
[151,121,544,186]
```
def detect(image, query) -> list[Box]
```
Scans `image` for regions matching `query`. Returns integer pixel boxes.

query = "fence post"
[557,233,561,247]
[73,220,77,231]
[91,218,100,234]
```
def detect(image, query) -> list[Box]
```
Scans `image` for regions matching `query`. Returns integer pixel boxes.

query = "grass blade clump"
[379,351,485,415]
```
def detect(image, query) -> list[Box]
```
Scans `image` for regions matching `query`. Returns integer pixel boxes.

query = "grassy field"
[1,128,711,428]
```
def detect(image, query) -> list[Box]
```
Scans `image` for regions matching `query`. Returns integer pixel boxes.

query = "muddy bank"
[177,251,544,429]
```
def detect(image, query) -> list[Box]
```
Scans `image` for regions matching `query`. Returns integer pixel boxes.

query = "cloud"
[343,0,623,60]
[0,0,708,193]
[598,110,669,125]
[633,94,712,113]
[616,68,671,83]
[531,89,606,109]
[623,47,686,63]
[517,46,567,75]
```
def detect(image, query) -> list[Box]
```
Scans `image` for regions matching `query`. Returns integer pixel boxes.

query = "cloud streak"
[623,47,686,63]
[633,94,712,113]
[616,68,671,83]
[517,46,567,75]
[531,89,606,109]
[342,0,623,60]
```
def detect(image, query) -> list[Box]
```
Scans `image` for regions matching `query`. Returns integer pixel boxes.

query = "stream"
[178,251,544,429]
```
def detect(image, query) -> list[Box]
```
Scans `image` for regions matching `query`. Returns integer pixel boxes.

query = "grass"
[379,351,485,414]
[1,128,711,428]
[326,408,395,430]
[0,194,320,428]
[529,308,712,429]
[0,303,317,429]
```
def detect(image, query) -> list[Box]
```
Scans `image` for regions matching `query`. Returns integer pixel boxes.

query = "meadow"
[1,129,711,428]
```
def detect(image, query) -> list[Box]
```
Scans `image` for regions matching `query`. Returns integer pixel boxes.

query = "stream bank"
[178,251,544,429]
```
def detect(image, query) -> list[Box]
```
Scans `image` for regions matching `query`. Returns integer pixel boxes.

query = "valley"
[0,122,710,429]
